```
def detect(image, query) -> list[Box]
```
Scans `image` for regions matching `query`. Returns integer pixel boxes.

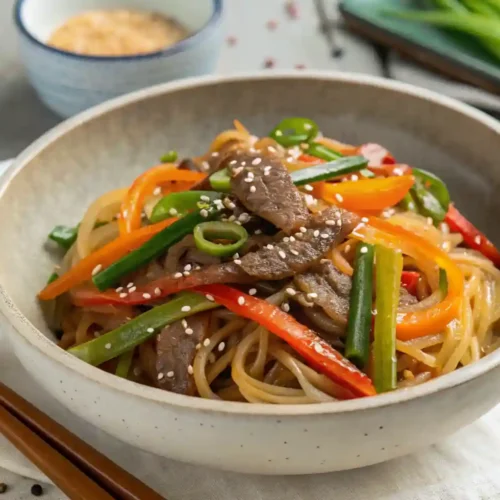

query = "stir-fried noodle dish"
[39,118,500,403]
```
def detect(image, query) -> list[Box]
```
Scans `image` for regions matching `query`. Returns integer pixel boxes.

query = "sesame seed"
[174,272,183,278]
[279,250,287,259]
[335,193,344,203]
[295,232,303,238]
[94,331,101,337]
[143,293,151,299]
[290,249,299,256]
[181,306,191,312]
[201,161,210,171]
[304,194,318,206]
[115,287,124,292]
[286,288,296,296]
[300,227,307,233]
[304,184,313,192]
[229,160,237,166]
[169,208,178,216]
[211,152,219,157]
[320,233,329,239]
[155,287,161,296]
[337,220,342,227]
[250,186,257,193]
[233,166,244,176]
[188,365,194,375]
[268,146,277,153]
[282,303,290,312]
[361,217,369,223]
[200,209,209,218]
[249,288,257,296]
[119,293,128,298]
[267,244,274,250]
[158,373,165,380]
[185,328,194,335]
[218,342,226,352]
[92,264,103,276]
[147,327,154,333]
[360,246,368,254]
[233,253,240,259]
[234,259,242,265]
[351,175,359,181]
[203,338,211,347]
[228,215,236,222]
[244,177,253,183]
[206,294,214,301]
[196,343,201,350]
[200,195,210,202]
[314,343,324,354]
[127,282,134,288]
[167,371,174,378]
[275,130,283,137]
[289,236,295,242]
[264,171,270,176]
[326,220,335,226]
[427,217,433,225]
[238,296,246,305]
[475,235,481,245]
[182,319,188,328]
[307,292,318,299]
[283,237,290,243]
[105,343,112,350]
[313,230,320,237]
[129,286,137,293]
[241,161,247,167]
[345,245,351,253]
[184,264,192,272]
[133,367,142,376]
[239,213,250,222]
[234,220,242,226]
[255,229,262,235]
[153,186,162,196]
[252,157,262,165]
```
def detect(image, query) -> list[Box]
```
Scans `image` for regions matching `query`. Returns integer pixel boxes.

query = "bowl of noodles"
[1,72,500,475]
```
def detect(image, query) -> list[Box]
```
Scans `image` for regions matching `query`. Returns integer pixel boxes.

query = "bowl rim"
[13,0,223,62]
[2,71,500,417]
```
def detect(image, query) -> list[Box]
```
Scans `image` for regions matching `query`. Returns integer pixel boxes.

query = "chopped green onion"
[411,177,447,224]
[400,192,417,212]
[93,206,221,291]
[439,268,448,296]
[269,117,319,147]
[47,272,59,285]
[373,245,402,393]
[209,168,231,192]
[306,142,342,161]
[48,225,78,250]
[150,191,223,223]
[69,292,218,366]
[345,243,374,369]
[193,221,248,257]
[160,150,178,163]
[115,349,134,378]
[412,168,450,212]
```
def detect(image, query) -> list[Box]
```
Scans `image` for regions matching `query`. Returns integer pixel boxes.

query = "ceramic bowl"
[1,73,500,475]
[14,0,224,118]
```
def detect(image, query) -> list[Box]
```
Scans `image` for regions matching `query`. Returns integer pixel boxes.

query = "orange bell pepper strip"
[38,218,177,301]
[119,165,206,234]
[194,285,376,398]
[317,175,415,211]
[352,217,464,340]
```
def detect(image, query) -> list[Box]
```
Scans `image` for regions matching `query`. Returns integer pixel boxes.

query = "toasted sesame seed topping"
[185,328,194,335]
[279,250,287,259]
[252,157,262,165]
[234,259,242,265]
[218,342,226,352]
[203,338,211,347]
[244,177,253,183]
[129,286,137,293]
[238,296,246,305]
[200,209,209,218]
[286,288,296,296]
[241,161,247,167]
[239,213,250,222]
[361,217,369,223]
[233,166,244,176]
[234,220,242,226]
[133,367,142,376]
[206,294,215,301]
[351,175,359,181]
[337,219,342,227]
[295,232,303,238]
[314,343,323,354]
[147,327,154,333]
[181,319,188,328]
[335,193,344,203]
[200,195,210,202]
[282,303,290,312]
[289,236,295,242]
[250,185,257,193]
[233,253,240,259]
[184,264,192,272]
[196,343,201,350]
[300,226,307,233]
[475,235,481,245]
[143,293,151,299]
[105,343,112,349]
[169,208,178,216]
[249,288,257,296]
[229,160,237,166]
[283,237,290,243]
[326,220,336,226]
[211,152,219,157]
[228,214,236,222]
[174,272,183,278]
[158,373,165,380]
[267,244,274,250]
[167,371,174,378]
[320,233,329,239]
[181,306,191,312]
[307,292,318,299]
[201,161,210,171]
[254,229,262,235]
[119,293,128,298]
[427,217,433,226]
[116,287,124,292]
[92,264,103,276]
[313,230,320,237]
[154,287,161,296]
[153,186,162,196]
[290,249,299,256]
[304,184,313,192]
[360,246,368,254]
[127,282,134,288]
[188,365,194,375]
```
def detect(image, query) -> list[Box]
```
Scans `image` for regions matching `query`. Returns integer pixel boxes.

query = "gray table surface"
[0,0,499,498]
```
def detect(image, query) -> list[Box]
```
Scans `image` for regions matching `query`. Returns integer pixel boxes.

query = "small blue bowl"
[14,0,224,117]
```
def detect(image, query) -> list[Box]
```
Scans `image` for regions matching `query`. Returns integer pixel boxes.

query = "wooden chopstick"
[0,381,165,500]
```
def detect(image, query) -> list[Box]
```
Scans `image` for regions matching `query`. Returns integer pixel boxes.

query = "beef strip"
[239,207,359,280]
[227,152,309,234]
[155,313,210,395]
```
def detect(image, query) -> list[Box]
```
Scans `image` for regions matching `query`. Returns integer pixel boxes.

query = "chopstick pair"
[0,381,165,499]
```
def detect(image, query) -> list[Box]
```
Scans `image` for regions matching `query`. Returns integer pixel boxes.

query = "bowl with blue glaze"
[14,0,224,117]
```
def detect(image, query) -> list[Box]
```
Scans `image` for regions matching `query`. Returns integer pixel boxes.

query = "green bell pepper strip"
[345,243,375,369]
[412,168,450,212]
[290,156,369,186]
[209,156,369,192]
[69,292,219,366]
[193,221,248,257]
[411,177,447,224]
[115,349,134,378]
[93,206,221,291]
[150,191,223,223]
[439,268,448,297]
[48,225,78,250]
[269,117,319,147]
[47,272,59,285]
[400,192,417,212]
[160,150,178,163]
[373,245,402,393]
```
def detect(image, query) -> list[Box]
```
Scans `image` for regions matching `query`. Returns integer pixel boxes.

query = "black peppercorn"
[31,483,43,496]
[0,483,7,494]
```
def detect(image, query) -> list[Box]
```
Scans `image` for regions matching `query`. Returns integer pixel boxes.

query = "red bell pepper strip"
[401,271,420,296]
[298,153,323,164]
[194,284,376,398]
[445,204,500,267]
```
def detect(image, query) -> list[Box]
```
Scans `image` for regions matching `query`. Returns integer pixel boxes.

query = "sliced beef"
[227,152,309,234]
[239,207,359,280]
[155,313,210,395]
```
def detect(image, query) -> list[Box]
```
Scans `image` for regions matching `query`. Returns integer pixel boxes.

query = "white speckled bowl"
[14,0,224,117]
[1,73,500,475]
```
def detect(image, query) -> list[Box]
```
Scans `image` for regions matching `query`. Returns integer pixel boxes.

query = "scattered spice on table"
[30,484,43,496]
[226,35,237,46]
[266,20,278,30]
[264,57,275,68]
[332,46,344,58]
[295,63,306,70]
[285,0,299,19]
[0,483,7,494]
